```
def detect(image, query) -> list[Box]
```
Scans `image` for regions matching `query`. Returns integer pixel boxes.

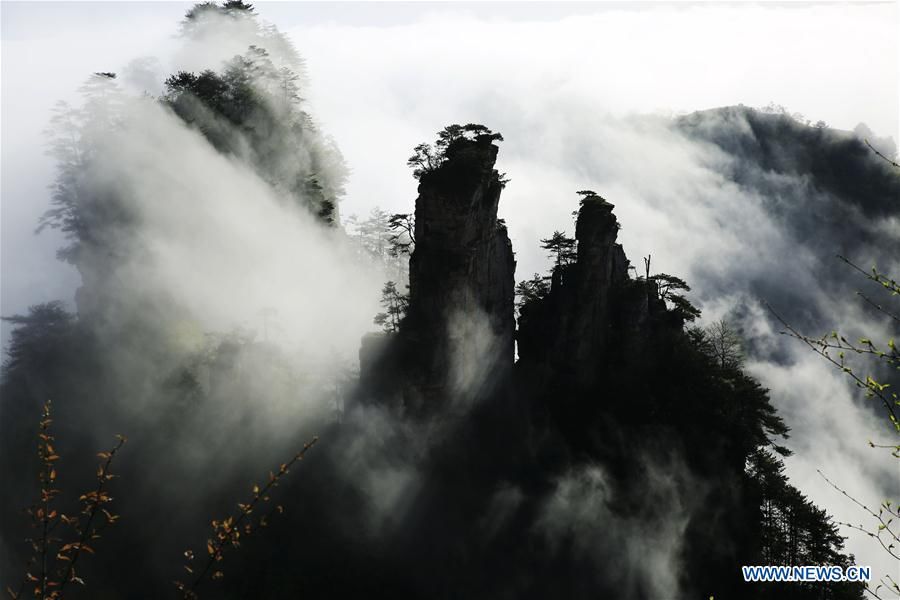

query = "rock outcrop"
[359,136,515,415]
[517,194,671,390]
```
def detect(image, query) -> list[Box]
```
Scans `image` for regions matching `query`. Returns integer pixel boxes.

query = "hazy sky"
[2,0,899,584]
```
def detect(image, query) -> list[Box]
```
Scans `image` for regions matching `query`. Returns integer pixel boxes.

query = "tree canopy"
[407,123,503,180]
[540,231,577,269]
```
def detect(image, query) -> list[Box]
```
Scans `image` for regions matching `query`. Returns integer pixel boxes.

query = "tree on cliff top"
[183,0,255,24]
[407,123,503,180]
[576,189,607,203]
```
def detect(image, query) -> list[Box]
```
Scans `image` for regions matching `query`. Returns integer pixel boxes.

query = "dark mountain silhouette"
[675,106,900,334]
[0,5,889,600]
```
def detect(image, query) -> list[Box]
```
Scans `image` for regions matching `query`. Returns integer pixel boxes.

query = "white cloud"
[2,0,897,587]
[283,3,898,582]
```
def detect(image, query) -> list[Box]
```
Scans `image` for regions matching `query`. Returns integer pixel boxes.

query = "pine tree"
[539,231,576,269]
[373,281,408,333]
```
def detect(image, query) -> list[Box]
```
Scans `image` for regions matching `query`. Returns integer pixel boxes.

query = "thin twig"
[818,470,900,561]
[765,302,899,430]
[857,291,900,325]
[57,436,126,593]
[179,436,319,598]
[865,139,900,169]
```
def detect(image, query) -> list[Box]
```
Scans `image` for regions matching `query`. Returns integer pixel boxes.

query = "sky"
[2,0,899,587]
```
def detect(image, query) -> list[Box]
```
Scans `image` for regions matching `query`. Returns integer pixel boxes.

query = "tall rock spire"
[517,193,663,390]
[402,135,516,411]
[358,131,515,416]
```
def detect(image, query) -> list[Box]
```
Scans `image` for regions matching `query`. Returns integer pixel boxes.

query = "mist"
[2,2,898,598]
[286,4,899,584]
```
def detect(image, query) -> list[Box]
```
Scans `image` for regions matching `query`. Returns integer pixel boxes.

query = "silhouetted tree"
[747,448,865,599]
[387,213,415,257]
[706,319,744,369]
[515,273,551,313]
[1,303,74,375]
[407,143,440,180]
[407,123,503,180]
[649,273,701,322]
[183,0,255,26]
[373,281,408,333]
[540,231,576,269]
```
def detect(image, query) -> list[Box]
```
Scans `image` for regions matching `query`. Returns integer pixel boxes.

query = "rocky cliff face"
[360,150,677,414]
[359,137,515,415]
[517,194,670,390]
